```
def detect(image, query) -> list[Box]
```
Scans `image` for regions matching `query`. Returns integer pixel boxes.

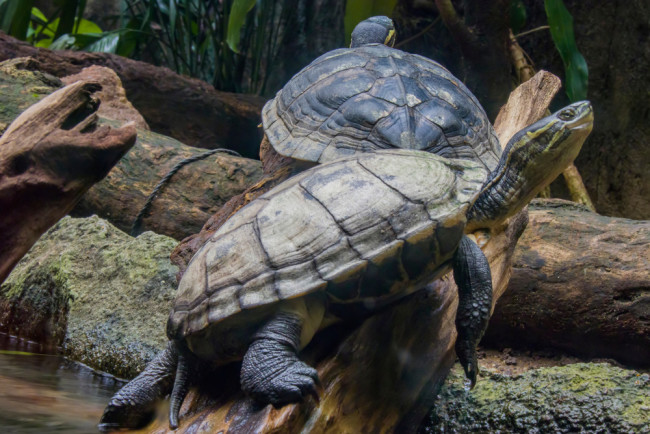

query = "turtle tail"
[169,346,194,429]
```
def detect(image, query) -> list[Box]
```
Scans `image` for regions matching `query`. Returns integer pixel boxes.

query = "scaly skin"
[241,312,321,406]
[452,235,493,387]
[99,343,178,431]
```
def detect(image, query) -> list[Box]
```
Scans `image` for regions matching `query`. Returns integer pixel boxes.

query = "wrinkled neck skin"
[467,119,591,232]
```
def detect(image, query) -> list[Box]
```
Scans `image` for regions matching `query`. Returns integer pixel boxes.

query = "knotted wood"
[0,80,136,283]
[145,71,561,433]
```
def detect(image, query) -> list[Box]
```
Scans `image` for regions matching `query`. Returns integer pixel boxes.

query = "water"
[0,333,125,433]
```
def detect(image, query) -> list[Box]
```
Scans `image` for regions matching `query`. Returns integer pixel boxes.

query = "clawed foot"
[99,397,156,432]
[246,358,321,407]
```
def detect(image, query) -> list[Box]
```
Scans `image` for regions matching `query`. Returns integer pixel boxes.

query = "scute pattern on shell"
[168,150,487,342]
[263,44,501,170]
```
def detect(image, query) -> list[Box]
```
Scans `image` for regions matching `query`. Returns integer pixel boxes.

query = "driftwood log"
[0,32,265,158]
[0,58,264,241]
[483,199,650,367]
[0,80,136,283]
[72,126,263,240]
[142,71,562,434]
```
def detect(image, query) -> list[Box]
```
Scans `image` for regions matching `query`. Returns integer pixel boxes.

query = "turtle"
[99,101,593,430]
[262,16,501,171]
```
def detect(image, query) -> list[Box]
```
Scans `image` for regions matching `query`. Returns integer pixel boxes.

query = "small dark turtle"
[262,16,501,170]
[100,101,593,431]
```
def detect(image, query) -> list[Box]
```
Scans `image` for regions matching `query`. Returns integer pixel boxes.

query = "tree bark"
[72,126,264,241]
[0,81,136,283]
[482,199,650,367]
[150,72,562,433]
[0,32,265,158]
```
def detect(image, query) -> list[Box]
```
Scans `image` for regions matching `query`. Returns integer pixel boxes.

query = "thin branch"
[515,25,550,38]
[394,17,440,48]
[434,0,475,48]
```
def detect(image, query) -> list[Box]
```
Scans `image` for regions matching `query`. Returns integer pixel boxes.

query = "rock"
[61,65,149,129]
[0,216,177,378]
[483,199,650,367]
[0,33,265,158]
[420,362,650,433]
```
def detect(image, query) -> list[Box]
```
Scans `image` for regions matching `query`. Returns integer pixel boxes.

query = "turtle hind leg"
[240,304,322,407]
[452,235,493,388]
[99,342,178,431]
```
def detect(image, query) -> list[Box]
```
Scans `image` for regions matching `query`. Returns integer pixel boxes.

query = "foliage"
[115,0,299,94]
[512,0,588,101]
[544,0,588,101]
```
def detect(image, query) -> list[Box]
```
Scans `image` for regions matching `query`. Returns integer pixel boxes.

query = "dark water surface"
[0,333,124,433]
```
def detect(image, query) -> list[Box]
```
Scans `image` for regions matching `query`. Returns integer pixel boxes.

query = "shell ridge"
[297,182,351,237]
[281,64,371,116]
[356,159,423,207]
[252,215,280,300]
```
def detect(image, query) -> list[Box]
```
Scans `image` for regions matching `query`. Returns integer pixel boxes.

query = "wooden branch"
[493,70,561,147]
[0,81,136,283]
[151,74,565,433]
[72,127,264,241]
[484,199,650,366]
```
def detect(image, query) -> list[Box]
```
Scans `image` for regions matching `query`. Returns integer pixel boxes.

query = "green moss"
[421,363,650,433]
[1,216,178,378]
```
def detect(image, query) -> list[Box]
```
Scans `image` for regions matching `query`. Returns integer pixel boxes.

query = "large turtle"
[262,16,501,171]
[100,101,593,430]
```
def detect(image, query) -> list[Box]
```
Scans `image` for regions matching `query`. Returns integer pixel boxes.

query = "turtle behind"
[262,17,501,170]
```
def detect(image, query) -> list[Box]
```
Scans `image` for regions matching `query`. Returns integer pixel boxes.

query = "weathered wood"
[483,199,650,367]
[151,74,563,433]
[171,136,293,274]
[0,32,265,158]
[0,58,264,241]
[0,81,136,283]
[72,127,264,241]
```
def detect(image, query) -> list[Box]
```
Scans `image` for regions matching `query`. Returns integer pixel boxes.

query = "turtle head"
[350,16,396,48]
[467,101,593,229]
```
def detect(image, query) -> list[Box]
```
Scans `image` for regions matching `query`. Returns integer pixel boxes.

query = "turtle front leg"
[452,235,493,388]
[241,297,324,407]
[99,342,178,431]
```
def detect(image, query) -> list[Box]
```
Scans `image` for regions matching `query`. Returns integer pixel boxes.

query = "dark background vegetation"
[2,0,649,219]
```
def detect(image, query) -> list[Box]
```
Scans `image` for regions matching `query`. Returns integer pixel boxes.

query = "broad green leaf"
[74,18,102,34]
[226,0,256,53]
[544,0,588,101]
[55,0,79,39]
[510,0,527,35]
[49,33,77,50]
[1,0,34,39]
[85,33,120,53]
[344,0,397,46]
[30,6,47,23]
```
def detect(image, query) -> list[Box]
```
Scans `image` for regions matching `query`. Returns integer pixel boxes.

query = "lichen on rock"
[0,216,178,378]
[421,362,650,433]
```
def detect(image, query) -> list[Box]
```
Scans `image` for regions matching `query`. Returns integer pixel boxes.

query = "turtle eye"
[558,108,576,120]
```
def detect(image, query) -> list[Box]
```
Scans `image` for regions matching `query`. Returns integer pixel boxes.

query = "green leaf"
[344,0,397,46]
[1,0,34,39]
[544,0,588,101]
[74,18,102,34]
[54,0,79,39]
[84,33,120,53]
[510,0,527,35]
[226,0,256,53]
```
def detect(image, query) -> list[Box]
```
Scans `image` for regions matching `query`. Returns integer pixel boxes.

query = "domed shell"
[262,44,501,170]
[167,150,487,359]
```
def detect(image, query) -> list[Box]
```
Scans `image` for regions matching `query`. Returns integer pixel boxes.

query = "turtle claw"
[99,400,155,432]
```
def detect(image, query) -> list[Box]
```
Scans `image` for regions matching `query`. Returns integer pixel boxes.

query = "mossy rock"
[0,216,178,378]
[421,363,650,433]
